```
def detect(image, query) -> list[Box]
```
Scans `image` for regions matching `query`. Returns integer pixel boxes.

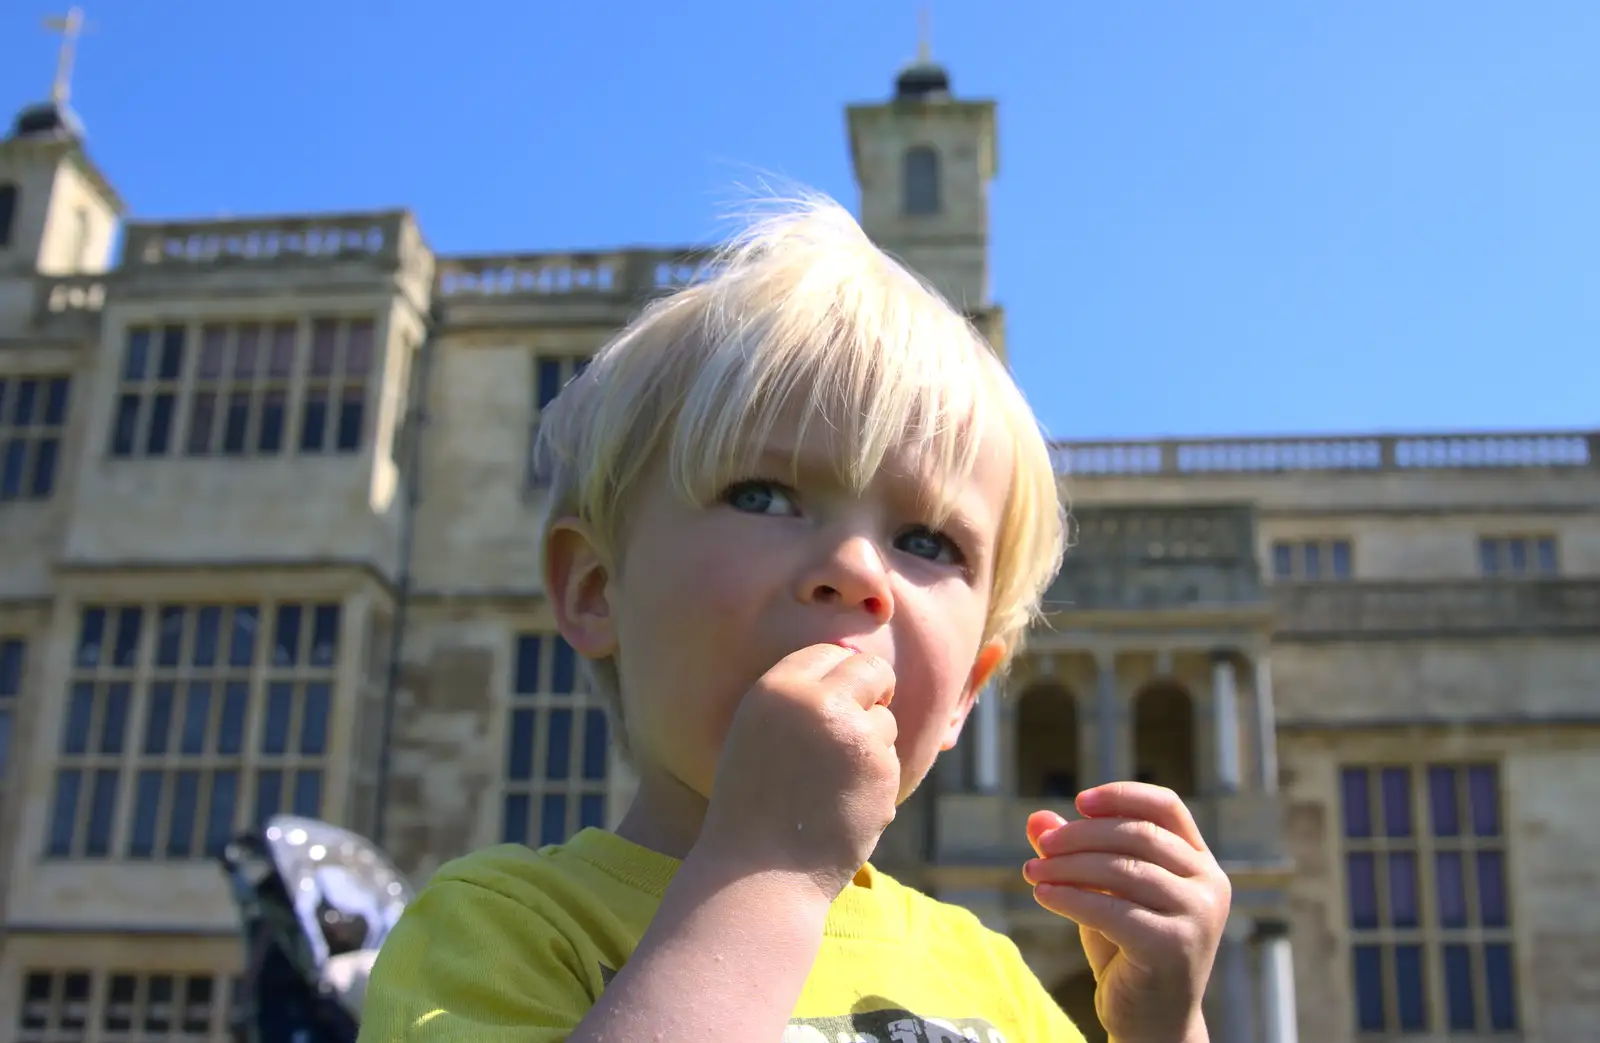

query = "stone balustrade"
[435,247,713,301]
[1053,430,1597,476]
[1273,578,1600,638]
[120,210,413,270]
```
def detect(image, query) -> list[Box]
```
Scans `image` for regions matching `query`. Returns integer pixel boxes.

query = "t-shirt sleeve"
[357,877,595,1043]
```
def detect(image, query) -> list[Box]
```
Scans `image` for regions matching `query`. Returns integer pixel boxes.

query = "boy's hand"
[1023,783,1230,1043]
[696,644,900,902]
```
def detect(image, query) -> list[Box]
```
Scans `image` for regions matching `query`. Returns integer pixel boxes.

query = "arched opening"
[1016,682,1078,800]
[902,145,941,216]
[0,183,18,249]
[1133,682,1197,796]
[1051,969,1105,1043]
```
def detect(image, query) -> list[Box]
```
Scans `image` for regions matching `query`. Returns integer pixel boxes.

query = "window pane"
[1484,943,1517,1031]
[268,323,296,377]
[0,439,23,498]
[1380,767,1411,837]
[44,377,70,425]
[259,390,286,453]
[158,325,187,379]
[111,393,140,456]
[507,708,535,780]
[336,387,365,451]
[181,682,212,755]
[223,391,250,454]
[1341,767,1372,838]
[128,769,163,857]
[1428,766,1459,836]
[1303,542,1322,579]
[539,792,567,845]
[144,682,175,754]
[218,681,249,755]
[1443,943,1474,1031]
[582,709,608,781]
[262,683,292,755]
[1387,852,1418,928]
[235,324,261,378]
[168,770,200,856]
[1477,850,1508,927]
[1535,537,1557,574]
[146,391,175,454]
[229,606,259,667]
[85,768,119,856]
[0,639,22,696]
[199,324,227,379]
[1507,538,1527,573]
[1331,539,1352,578]
[536,358,564,408]
[187,391,216,454]
[206,770,239,855]
[1394,944,1426,1031]
[48,768,82,856]
[502,793,529,845]
[1352,945,1385,1031]
[76,607,106,668]
[62,682,94,753]
[580,793,606,830]
[1346,852,1378,929]
[292,769,322,817]
[193,607,221,667]
[156,607,185,666]
[124,327,151,380]
[1467,765,1500,836]
[254,769,283,824]
[546,708,572,780]
[1436,852,1468,927]
[514,635,542,694]
[273,605,302,666]
[300,390,327,451]
[30,437,57,496]
[346,320,374,376]
[551,636,576,694]
[311,320,338,376]
[1272,542,1293,579]
[300,682,330,755]
[310,604,339,666]
[100,682,131,754]
[113,607,143,668]
[1478,537,1499,576]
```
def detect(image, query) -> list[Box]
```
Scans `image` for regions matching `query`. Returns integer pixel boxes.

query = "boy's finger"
[1074,782,1208,852]
[1033,817,1208,878]
[824,650,897,710]
[1026,810,1067,858]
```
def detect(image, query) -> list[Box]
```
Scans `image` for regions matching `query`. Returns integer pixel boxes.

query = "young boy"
[359,194,1230,1042]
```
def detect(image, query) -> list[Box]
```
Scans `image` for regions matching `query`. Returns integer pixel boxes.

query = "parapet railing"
[119,211,414,270]
[434,248,713,300]
[1272,578,1600,637]
[1053,431,1597,476]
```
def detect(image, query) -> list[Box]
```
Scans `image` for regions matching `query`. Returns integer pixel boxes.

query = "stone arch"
[1016,681,1079,799]
[1051,969,1106,1043]
[1133,681,1197,796]
[902,145,941,215]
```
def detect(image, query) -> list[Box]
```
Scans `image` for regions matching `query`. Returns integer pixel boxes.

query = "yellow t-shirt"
[360,828,1086,1042]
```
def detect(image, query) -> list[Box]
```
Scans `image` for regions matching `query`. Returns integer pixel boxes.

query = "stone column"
[1211,651,1241,793]
[1254,655,1280,793]
[1217,915,1257,1043]
[1094,651,1120,785]
[1257,919,1299,1043]
[973,679,1001,793]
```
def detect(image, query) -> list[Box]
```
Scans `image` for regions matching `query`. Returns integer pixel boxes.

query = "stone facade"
[2,54,1598,1043]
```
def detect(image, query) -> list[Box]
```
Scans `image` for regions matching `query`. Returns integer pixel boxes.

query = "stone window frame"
[16,968,243,1043]
[526,353,590,490]
[0,181,16,248]
[0,374,71,502]
[46,601,340,861]
[1476,533,1558,578]
[1339,761,1518,1035]
[109,317,377,461]
[499,632,610,847]
[1270,537,1353,582]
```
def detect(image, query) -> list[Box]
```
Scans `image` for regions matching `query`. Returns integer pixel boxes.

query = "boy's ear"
[545,518,618,659]
[938,639,1006,751]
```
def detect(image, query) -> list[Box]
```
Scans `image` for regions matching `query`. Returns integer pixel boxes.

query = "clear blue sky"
[3,1,1596,441]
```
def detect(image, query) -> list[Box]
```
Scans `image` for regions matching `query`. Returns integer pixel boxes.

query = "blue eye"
[722,480,795,515]
[896,526,963,566]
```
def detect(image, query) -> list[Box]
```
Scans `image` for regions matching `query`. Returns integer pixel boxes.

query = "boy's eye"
[895,526,964,567]
[722,480,797,516]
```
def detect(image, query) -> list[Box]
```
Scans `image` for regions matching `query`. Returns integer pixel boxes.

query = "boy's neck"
[614,763,711,861]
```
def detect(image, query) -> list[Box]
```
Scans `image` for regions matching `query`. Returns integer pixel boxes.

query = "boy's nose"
[799,535,894,623]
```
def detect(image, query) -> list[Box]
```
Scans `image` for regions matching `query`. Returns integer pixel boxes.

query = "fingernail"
[1022,859,1040,883]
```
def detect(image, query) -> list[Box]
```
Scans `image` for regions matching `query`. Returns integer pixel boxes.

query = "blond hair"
[538,191,1065,714]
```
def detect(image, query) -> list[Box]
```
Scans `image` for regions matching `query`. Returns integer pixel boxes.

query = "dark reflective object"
[218,815,413,1043]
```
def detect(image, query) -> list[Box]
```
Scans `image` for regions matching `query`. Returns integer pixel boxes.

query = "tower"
[846,33,998,314]
[0,7,124,288]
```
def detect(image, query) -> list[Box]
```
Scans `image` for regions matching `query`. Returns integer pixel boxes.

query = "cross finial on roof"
[43,7,92,106]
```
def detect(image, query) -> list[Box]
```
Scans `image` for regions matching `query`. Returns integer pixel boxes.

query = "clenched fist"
[695,644,900,901]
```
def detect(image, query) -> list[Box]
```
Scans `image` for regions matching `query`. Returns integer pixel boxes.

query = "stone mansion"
[1,45,1597,1043]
